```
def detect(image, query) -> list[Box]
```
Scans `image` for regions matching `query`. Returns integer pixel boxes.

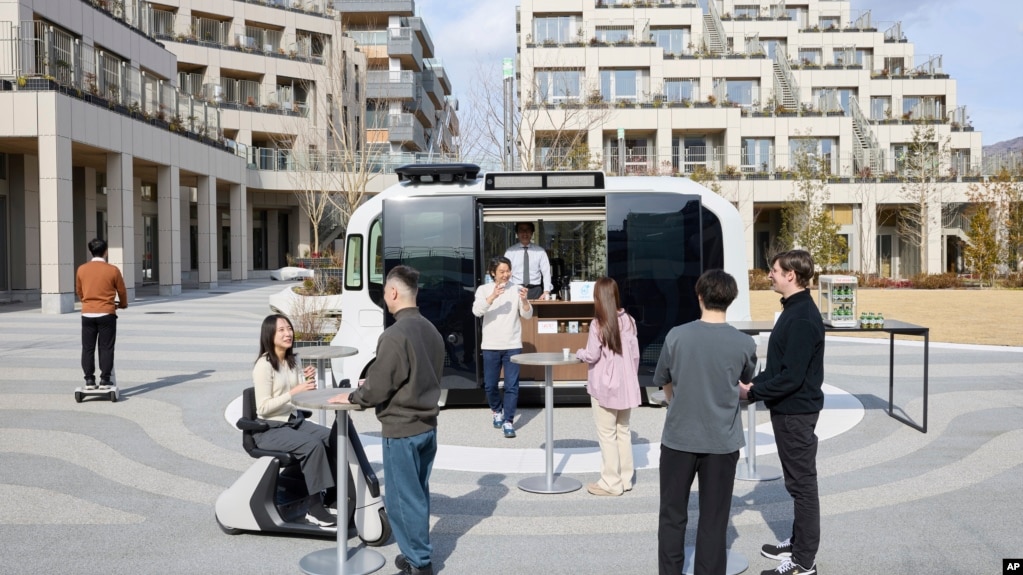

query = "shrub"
[998,274,1023,288]
[749,268,771,290]
[909,272,963,289]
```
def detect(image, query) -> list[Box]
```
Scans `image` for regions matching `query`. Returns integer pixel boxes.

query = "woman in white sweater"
[472,256,533,438]
[251,313,336,526]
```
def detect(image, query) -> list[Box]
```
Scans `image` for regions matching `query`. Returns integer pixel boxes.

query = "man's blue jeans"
[382,429,437,570]
[482,348,521,424]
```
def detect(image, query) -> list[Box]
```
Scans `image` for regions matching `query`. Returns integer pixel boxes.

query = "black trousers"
[524,284,543,300]
[772,412,821,567]
[658,446,739,575]
[82,314,117,382]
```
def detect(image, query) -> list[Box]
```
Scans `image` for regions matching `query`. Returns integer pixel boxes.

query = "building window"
[790,138,837,175]
[742,138,774,172]
[884,57,905,75]
[902,96,944,121]
[735,5,759,18]
[663,78,697,102]
[724,79,759,106]
[599,69,648,103]
[534,15,581,44]
[951,149,971,176]
[651,27,689,56]
[761,38,786,59]
[819,16,840,30]
[595,25,633,44]
[812,87,855,114]
[798,48,822,66]
[535,69,582,103]
[870,96,892,120]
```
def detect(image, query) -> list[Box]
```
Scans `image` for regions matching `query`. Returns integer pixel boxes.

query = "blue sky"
[417,0,1023,146]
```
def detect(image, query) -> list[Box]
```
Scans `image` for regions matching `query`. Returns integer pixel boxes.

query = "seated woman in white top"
[251,313,337,526]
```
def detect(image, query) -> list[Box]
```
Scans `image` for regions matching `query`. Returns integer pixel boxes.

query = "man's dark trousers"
[658,446,739,575]
[772,412,820,568]
[82,314,117,382]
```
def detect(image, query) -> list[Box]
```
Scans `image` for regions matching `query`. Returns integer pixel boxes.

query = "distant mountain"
[983,137,1023,155]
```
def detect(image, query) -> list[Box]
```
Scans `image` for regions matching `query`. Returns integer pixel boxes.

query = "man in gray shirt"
[654,269,757,575]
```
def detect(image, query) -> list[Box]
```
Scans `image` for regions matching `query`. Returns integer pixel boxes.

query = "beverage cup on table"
[562,348,571,359]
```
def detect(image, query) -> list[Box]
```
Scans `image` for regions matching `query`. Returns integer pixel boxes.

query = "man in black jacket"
[331,265,444,575]
[740,250,824,575]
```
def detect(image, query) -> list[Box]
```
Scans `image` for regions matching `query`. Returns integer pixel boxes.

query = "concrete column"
[196,176,218,288]
[230,182,248,280]
[16,155,41,294]
[157,165,182,295]
[106,152,136,302]
[266,209,281,269]
[38,134,76,314]
[179,185,191,280]
[297,197,312,257]
[83,166,97,248]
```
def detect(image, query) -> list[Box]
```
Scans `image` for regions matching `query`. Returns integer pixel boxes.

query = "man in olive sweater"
[741,250,825,575]
[331,265,444,575]
[75,238,128,389]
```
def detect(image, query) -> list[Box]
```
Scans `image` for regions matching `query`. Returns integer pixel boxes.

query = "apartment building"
[517,0,986,276]
[0,0,458,312]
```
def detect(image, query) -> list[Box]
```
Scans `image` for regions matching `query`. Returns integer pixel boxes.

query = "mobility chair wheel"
[360,507,391,547]
[109,391,117,402]
[75,391,84,403]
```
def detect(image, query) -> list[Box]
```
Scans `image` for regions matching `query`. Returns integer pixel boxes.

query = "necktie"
[522,245,530,287]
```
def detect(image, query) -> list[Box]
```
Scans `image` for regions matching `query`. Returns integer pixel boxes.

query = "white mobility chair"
[215,386,390,545]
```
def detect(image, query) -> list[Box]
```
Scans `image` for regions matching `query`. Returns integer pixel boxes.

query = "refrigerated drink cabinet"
[818,274,858,328]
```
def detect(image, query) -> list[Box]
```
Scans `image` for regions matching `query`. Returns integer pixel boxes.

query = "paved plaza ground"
[0,280,1020,574]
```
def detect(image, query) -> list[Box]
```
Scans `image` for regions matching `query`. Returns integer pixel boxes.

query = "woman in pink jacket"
[576,277,641,496]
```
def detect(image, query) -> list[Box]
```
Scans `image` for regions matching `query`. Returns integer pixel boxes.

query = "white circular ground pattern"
[224,383,862,474]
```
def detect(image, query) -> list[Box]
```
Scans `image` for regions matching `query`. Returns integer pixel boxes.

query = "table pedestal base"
[517,475,582,494]
[299,548,385,575]
[681,547,748,575]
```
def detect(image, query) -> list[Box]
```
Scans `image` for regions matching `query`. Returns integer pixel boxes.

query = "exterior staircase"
[849,95,882,175]
[772,50,799,111]
[702,1,728,55]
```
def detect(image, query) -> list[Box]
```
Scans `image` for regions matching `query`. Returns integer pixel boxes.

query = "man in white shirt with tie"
[504,222,552,300]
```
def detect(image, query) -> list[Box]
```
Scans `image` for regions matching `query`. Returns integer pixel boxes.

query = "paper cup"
[562,348,571,359]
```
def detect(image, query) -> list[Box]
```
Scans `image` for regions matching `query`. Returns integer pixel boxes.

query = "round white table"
[292,388,385,575]
[295,345,358,426]
[510,352,583,494]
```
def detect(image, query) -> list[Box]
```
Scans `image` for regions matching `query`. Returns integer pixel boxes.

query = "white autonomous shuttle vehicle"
[330,164,751,405]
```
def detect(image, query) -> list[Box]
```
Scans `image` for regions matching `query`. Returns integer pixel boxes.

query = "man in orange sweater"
[76,238,128,389]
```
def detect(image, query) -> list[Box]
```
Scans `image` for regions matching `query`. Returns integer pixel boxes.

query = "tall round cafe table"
[510,352,582,494]
[292,388,385,575]
[295,345,358,426]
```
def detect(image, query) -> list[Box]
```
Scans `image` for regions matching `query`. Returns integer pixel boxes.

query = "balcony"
[386,27,424,69]
[366,70,419,100]
[333,0,414,16]
[386,113,427,151]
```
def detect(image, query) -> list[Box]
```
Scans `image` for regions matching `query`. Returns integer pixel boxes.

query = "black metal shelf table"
[730,320,930,433]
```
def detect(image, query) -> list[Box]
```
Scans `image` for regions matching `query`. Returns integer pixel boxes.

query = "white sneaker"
[492,411,503,429]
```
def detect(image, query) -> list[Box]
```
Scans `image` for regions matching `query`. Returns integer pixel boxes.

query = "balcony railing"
[2,21,223,143]
[244,147,501,174]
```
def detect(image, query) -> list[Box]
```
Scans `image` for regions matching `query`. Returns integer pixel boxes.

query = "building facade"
[517,0,989,276]
[0,0,460,311]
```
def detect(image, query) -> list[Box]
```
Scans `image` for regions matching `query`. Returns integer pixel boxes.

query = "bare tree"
[896,123,951,274]
[457,58,513,170]
[269,26,376,254]
[778,136,849,270]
